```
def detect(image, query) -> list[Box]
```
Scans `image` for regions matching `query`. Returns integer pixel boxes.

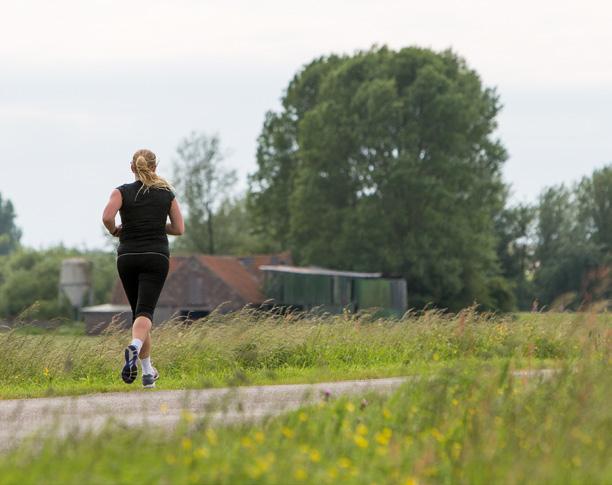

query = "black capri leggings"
[116,253,170,323]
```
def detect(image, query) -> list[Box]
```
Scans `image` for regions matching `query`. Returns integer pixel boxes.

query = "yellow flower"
[299,412,308,422]
[241,437,254,449]
[451,399,459,407]
[294,468,307,481]
[181,410,195,423]
[338,457,352,469]
[254,431,265,444]
[327,467,338,479]
[281,427,294,439]
[181,437,192,450]
[375,428,392,446]
[451,442,462,460]
[43,367,50,377]
[206,428,218,446]
[345,402,356,413]
[431,428,445,442]
[194,447,209,459]
[404,478,419,485]
[353,435,369,448]
[309,449,321,462]
[356,423,368,435]
[382,408,392,419]
[432,352,440,361]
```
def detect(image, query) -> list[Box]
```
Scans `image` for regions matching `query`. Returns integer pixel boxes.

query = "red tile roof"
[197,255,264,303]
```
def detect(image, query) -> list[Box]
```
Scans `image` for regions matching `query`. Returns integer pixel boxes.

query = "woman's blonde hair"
[131,149,174,198]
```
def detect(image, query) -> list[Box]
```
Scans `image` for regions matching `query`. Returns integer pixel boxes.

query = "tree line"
[0,45,610,319]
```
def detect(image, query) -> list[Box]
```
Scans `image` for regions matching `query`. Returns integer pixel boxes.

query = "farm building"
[82,252,291,334]
[260,265,407,316]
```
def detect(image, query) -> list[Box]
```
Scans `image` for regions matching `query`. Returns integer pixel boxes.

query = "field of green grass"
[0,310,610,484]
[0,309,598,399]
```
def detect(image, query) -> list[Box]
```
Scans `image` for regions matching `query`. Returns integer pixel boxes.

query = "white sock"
[130,338,143,354]
[141,357,154,375]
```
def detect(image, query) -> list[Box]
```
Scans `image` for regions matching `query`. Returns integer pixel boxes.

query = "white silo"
[59,258,93,319]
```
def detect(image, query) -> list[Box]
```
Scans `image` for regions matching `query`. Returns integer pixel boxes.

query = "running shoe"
[142,367,160,389]
[121,344,139,384]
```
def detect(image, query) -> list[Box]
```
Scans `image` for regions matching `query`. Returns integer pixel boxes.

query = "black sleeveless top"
[116,181,175,257]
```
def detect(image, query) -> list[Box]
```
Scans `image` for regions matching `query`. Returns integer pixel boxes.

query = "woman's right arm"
[166,198,185,236]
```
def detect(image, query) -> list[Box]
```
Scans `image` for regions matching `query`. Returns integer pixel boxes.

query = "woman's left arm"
[102,189,123,236]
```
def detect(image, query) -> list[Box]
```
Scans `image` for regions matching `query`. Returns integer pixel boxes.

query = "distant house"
[82,252,291,334]
[261,265,407,316]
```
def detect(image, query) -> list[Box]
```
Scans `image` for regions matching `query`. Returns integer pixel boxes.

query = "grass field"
[0,310,610,484]
[0,309,599,399]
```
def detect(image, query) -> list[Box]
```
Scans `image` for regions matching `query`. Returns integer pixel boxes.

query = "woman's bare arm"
[166,198,185,236]
[102,189,123,236]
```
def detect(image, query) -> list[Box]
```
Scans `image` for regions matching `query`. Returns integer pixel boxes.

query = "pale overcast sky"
[0,0,610,249]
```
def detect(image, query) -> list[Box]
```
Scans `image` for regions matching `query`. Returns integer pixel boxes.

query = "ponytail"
[131,149,174,198]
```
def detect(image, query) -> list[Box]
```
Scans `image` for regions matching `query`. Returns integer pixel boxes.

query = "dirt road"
[0,370,556,451]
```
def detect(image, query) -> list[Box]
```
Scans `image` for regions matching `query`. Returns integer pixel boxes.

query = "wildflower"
[294,468,307,481]
[382,408,392,419]
[43,367,50,377]
[327,467,338,479]
[254,431,265,444]
[181,437,192,450]
[345,402,355,413]
[431,428,444,442]
[181,410,195,423]
[451,442,462,460]
[404,478,419,485]
[375,428,392,446]
[432,352,440,361]
[194,447,209,459]
[451,399,459,407]
[309,449,321,462]
[206,428,218,445]
[298,412,308,422]
[356,423,368,436]
[338,457,352,469]
[281,426,294,439]
[241,437,254,449]
[165,454,177,465]
[322,389,332,401]
[353,435,369,448]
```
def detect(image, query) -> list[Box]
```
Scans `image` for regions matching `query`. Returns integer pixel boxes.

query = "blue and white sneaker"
[121,345,139,384]
[142,367,159,389]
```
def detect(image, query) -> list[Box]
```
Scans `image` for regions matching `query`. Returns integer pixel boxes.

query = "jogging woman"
[102,149,184,388]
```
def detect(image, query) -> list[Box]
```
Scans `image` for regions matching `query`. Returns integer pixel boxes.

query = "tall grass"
[1,357,609,484]
[0,309,608,399]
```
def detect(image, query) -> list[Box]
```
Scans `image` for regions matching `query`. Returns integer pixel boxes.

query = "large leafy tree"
[533,183,604,308]
[249,46,510,310]
[172,132,237,254]
[0,193,22,255]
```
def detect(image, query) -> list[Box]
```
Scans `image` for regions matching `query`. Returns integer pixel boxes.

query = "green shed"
[260,265,407,316]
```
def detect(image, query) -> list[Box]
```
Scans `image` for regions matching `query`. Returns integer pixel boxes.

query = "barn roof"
[197,255,264,303]
[260,265,382,278]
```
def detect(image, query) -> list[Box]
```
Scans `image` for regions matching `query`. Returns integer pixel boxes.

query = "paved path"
[0,370,557,451]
